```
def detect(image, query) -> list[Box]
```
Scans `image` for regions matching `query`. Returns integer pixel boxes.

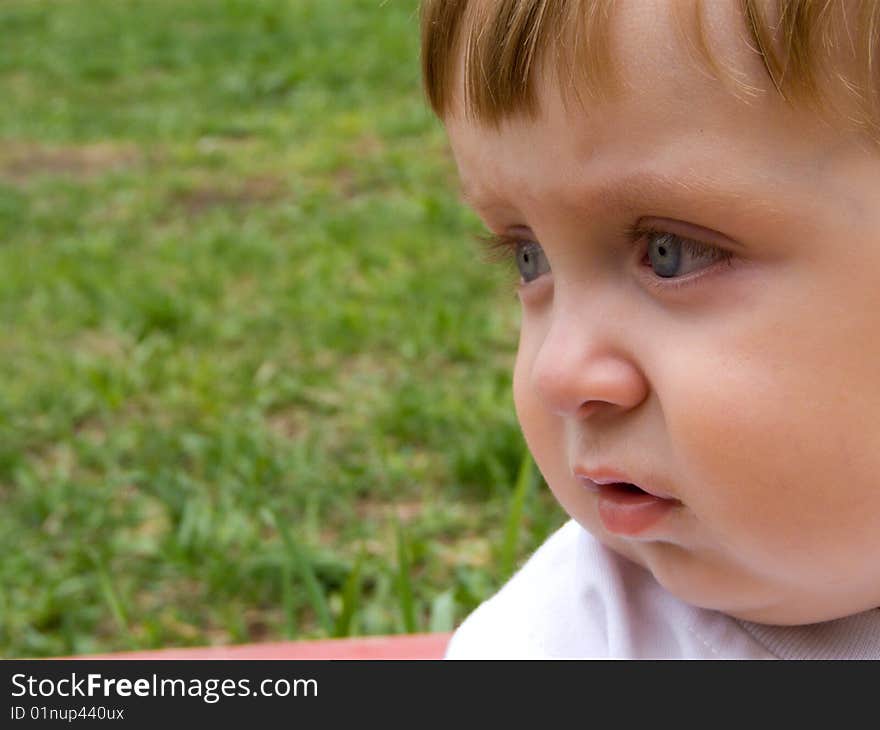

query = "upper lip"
[572,466,679,501]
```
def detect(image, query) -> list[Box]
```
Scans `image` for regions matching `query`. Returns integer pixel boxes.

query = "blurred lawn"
[0,0,566,657]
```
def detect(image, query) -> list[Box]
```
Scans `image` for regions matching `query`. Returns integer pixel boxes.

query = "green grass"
[0,0,567,658]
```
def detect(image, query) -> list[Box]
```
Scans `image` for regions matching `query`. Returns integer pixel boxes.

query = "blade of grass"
[261,508,333,636]
[86,548,131,642]
[428,589,455,633]
[499,448,537,580]
[334,548,364,638]
[280,556,296,639]
[0,590,8,648]
[394,519,417,634]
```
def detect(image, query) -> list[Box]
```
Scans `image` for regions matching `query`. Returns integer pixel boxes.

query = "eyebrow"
[458,166,787,225]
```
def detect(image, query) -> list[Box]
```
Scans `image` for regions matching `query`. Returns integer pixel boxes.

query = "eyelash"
[475,223,736,293]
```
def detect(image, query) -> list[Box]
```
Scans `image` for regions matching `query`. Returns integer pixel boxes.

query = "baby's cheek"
[666,353,879,574]
[513,348,554,465]
[512,343,581,510]
[673,385,789,522]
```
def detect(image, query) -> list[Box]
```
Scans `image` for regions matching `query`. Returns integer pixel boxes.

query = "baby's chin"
[573,515,861,626]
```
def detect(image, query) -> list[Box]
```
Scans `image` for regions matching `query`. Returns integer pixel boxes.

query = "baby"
[421,0,880,658]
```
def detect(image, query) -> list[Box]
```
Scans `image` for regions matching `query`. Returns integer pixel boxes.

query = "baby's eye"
[515,241,551,283]
[645,231,731,279]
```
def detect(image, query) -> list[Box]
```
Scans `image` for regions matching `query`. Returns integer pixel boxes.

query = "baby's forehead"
[430,0,866,140]
[440,0,773,125]
[601,0,772,101]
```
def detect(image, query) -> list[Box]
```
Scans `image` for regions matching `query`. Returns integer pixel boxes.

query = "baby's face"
[446,1,880,624]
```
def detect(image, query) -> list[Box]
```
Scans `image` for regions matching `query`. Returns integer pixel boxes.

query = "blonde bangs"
[420,0,618,124]
[420,0,880,147]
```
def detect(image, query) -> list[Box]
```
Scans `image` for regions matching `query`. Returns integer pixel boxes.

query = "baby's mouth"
[579,479,670,499]
[609,482,647,495]
[594,481,682,506]
[574,475,682,536]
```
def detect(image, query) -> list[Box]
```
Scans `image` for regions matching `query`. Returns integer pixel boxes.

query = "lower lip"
[589,483,680,536]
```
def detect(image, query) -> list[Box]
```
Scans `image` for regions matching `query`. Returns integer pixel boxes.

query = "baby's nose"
[529,309,648,419]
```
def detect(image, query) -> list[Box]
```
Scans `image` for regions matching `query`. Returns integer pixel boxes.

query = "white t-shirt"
[445,519,880,659]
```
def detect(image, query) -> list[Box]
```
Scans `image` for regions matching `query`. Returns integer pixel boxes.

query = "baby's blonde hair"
[421,0,880,148]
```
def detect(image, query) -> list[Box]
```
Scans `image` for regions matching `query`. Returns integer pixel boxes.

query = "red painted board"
[57,633,452,660]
